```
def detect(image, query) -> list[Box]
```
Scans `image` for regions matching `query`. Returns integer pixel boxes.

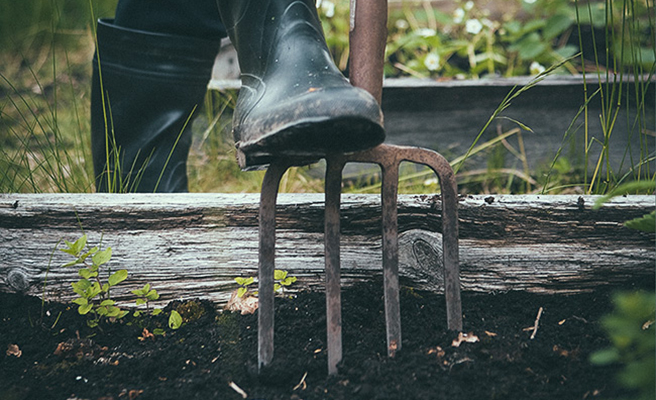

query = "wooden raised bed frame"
[1,193,653,306]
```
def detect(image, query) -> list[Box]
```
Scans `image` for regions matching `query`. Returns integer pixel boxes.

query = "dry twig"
[293,372,308,391]
[530,307,544,340]
[229,381,248,399]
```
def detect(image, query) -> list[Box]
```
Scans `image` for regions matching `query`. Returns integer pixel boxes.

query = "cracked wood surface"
[0,194,653,305]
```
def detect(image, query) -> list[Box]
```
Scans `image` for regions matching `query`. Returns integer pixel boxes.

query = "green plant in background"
[384,0,580,78]
[590,291,655,400]
[60,234,129,327]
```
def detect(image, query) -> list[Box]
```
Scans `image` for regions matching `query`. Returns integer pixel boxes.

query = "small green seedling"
[235,276,255,298]
[131,283,162,317]
[60,234,129,327]
[274,269,297,294]
[233,270,297,298]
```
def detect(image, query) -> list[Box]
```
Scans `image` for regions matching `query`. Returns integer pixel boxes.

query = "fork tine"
[258,160,290,370]
[325,155,346,375]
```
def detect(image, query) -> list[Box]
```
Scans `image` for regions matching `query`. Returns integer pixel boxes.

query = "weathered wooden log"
[0,194,653,306]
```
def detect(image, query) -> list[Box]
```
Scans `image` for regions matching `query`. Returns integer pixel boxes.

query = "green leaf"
[117,310,129,319]
[78,303,93,315]
[146,290,160,301]
[133,310,142,317]
[100,299,115,307]
[169,310,183,330]
[108,269,128,286]
[153,328,165,336]
[495,116,533,132]
[543,13,573,40]
[509,32,547,60]
[78,247,98,263]
[88,282,102,298]
[92,248,112,267]
[237,287,247,298]
[105,306,122,317]
[593,181,656,209]
[79,268,92,279]
[281,276,297,286]
[87,320,99,328]
[235,277,254,286]
[97,306,108,316]
[135,298,147,306]
[274,283,282,292]
[72,279,91,293]
[62,235,87,256]
[152,309,163,316]
[102,283,109,293]
[624,211,655,233]
[590,347,620,365]
[274,270,287,281]
[72,297,88,306]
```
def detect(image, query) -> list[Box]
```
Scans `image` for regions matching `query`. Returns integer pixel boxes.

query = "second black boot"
[217,0,386,169]
[91,19,221,192]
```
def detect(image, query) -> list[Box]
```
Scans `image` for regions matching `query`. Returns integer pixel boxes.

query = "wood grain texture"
[0,194,653,306]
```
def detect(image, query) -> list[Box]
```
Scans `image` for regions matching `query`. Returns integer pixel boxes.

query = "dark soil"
[0,280,633,400]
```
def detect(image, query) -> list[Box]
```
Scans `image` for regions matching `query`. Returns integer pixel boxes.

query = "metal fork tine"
[325,155,346,375]
[256,144,461,375]
[258,160,291,370]
[380,160,402,356]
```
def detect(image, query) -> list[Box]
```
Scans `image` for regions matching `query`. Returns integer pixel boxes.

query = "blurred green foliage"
[590,291,655,400]
[317,0,655,78]
[0,0,117,51]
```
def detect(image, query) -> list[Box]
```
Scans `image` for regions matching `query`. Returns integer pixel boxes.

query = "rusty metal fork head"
[256,144,462,375]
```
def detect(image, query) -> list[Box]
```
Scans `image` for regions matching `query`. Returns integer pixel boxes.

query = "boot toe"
[235,86,385,169]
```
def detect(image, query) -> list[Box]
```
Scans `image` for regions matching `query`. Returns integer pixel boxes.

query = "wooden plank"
[0,194,653,306]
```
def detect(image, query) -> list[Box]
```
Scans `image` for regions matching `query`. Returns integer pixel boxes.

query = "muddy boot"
[91,19,220,192]
[217,0,386,169]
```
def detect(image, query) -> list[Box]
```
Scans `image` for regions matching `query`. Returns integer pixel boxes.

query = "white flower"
[529,61,546,75]
[465,1,474,11]
[465,19,483,35]
[482,18,495,29]
[395,19,409,30]
[453,8,465,24]
[416,28,437,38]
[320,0,335,18]
[524,0,537,3]
[424,52,441,71]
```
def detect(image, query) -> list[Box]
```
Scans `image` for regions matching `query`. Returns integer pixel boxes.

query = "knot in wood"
[7,268,30,292]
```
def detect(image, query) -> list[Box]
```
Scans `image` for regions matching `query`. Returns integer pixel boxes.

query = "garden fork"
[255,0,462,375]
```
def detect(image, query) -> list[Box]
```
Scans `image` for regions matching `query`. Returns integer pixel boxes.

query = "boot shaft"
[218,0,335,78]
[91,19,220,192]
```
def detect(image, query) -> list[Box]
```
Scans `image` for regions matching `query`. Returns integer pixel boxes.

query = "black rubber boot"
[91,19,220,192]
[217,0,386,169]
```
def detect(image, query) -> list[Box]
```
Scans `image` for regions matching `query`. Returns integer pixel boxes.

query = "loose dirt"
[0,280,635,399]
